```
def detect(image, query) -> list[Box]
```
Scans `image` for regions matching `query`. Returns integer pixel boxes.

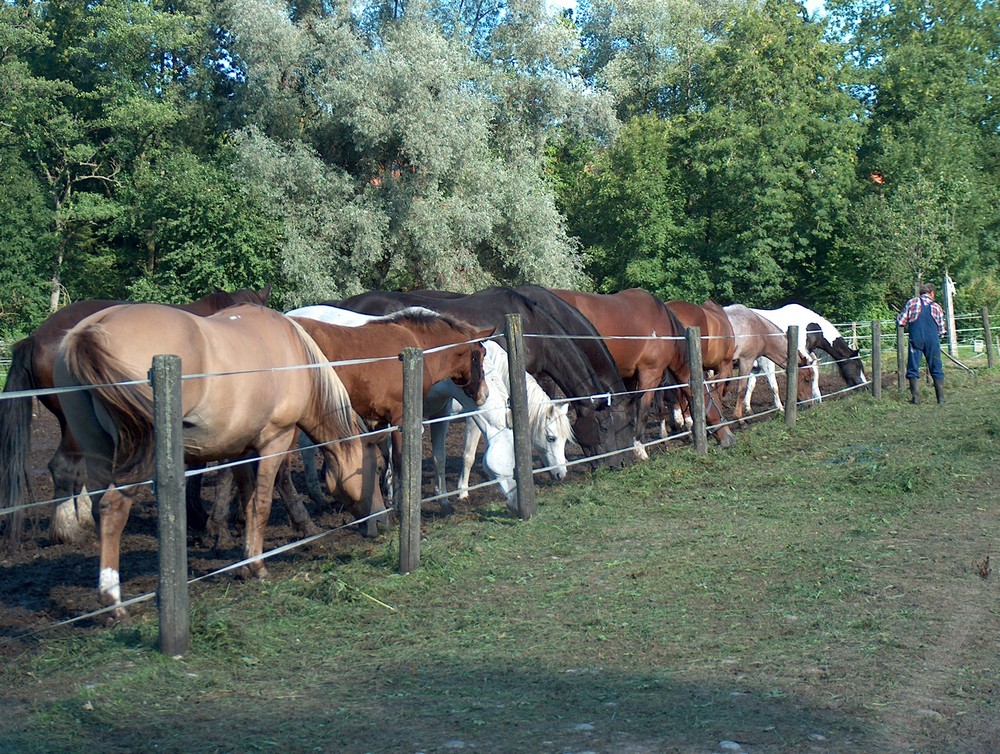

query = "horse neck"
[758,329,793,366]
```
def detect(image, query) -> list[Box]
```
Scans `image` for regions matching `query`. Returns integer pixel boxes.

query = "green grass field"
[3,365,999,754]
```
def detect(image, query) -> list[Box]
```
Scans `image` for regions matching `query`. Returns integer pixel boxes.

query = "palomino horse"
[289,308,490,507]
[723,304,819,424]
[288,306,571,511]
[0,287,271,550]
[337,287,637,466]
[53,303,376,616]
[425,341,573,508]
[551,289,736,456]
[751,304,868,391]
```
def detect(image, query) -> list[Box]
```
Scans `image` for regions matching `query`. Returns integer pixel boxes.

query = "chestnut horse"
[53,303,376,616]
[290,308,490,503]
[723,304,819,424]
[0,287,271,550]
[550,289,736,456]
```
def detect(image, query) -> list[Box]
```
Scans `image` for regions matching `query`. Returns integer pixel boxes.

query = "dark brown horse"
[0,287,270,549]
[54,303,375,616]
[550,289,736,454]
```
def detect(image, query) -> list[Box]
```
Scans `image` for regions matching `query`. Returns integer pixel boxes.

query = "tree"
[680,0,862,306]
[560,115,709,300]
[829,0,1000,308]
[223,2,592,301]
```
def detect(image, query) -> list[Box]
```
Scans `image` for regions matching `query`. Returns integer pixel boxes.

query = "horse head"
[831,337,867,387]
[532,402,572,481]
[796,352,821,405]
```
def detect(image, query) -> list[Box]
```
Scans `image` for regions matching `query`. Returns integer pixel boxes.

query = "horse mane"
[527,395,574,444]
[60,323,156,480]
[199,286,271,310]
[284,317,356,441]
[380,307,480,340]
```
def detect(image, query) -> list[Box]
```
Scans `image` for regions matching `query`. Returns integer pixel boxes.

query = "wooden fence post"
[871,320,882,399]
[785,325,798,428]
[151,354,188,657]
[896,324,907,393]
[982,307,996,369]
[399,347,423,575]
[504,314,536,520]
[685,326,708,456]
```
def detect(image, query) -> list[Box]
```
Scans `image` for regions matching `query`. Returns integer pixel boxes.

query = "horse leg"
[733,360,749,426]
[298,436,328,506]
[48,429,95,545]
[458,418,484,502]
[430,415,450,498]
[207,466,238,551]
[185,463,209,533]
[274,455,321,537]
[241,443,290,580]
[96,484,137,619]
[762,359,783,410]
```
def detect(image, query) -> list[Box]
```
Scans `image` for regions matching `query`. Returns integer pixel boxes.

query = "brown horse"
[550,289,736,455]
[723,304,818,424]
[53,303,376,616]
[289,308,490,501]
[0,287,271,549]
[662,299,736,426]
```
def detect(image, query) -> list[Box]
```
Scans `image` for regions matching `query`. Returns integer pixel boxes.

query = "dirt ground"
[0,372,856,653]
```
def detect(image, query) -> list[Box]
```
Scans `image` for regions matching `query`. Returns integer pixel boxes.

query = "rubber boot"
[908,378,920,404]
[934,379,945,404]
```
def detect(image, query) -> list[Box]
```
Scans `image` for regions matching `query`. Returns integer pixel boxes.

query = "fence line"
[3,309,995,650]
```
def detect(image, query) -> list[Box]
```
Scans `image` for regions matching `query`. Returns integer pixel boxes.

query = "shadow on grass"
[3,658,876,754]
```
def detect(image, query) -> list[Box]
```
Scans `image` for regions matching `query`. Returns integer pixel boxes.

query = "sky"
[545,0,827,17]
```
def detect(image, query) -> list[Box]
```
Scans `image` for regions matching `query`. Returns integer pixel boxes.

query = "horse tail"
[60,323,156,480]
[285,317,356,442]
[0,338,36,550]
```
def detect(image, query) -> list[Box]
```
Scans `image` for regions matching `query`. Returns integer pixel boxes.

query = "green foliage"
[0,0,997,331]
[561,115,709,299]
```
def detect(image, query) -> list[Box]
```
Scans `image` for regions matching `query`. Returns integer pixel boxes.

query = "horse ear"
[558,403,569,416]
[476,326,498,342]
[257,284,273,305]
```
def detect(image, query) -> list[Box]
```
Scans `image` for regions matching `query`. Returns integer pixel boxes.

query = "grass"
[3,367,1000,753]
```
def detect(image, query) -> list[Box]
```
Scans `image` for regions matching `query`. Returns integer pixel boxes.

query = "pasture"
[2,365,999,754]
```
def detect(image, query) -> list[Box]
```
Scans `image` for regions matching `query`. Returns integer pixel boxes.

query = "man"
[897,283,946,404]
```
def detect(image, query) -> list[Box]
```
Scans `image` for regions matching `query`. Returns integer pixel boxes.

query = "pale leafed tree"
[224,0,591,301]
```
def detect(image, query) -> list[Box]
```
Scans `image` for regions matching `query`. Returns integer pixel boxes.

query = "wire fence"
[0,308,993,649]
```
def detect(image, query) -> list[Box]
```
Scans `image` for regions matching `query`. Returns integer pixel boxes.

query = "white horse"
[286,306,572,510]
[751,304,868,397]
[424,341,573,508]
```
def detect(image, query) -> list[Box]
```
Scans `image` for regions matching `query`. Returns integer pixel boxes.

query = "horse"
[336,287,637,467]
[287,306,570,511]
[425,341,573,508]
[723,304,819,424]
[53,303,377,616]
[289,308,490,508]
[0,287,272,551]
[751,304,868,390]
[551,289,736,456]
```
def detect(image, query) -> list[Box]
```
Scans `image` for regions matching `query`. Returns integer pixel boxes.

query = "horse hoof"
[296,521,322,538]
[237,564,269,580]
